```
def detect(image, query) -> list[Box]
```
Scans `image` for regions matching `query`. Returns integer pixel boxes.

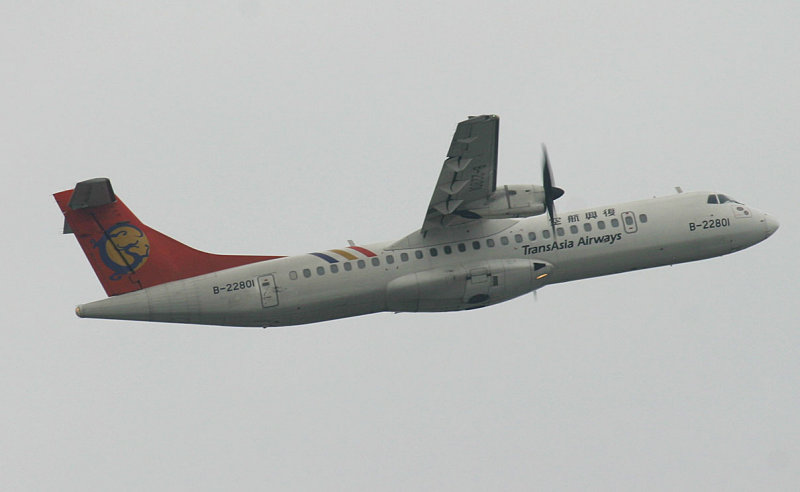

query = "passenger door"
[621,211,638,233]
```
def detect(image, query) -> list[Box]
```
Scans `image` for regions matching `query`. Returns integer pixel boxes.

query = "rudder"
[55,178,282,296]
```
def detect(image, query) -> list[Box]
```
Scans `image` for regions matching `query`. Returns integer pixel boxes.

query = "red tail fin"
[55,178,283,296]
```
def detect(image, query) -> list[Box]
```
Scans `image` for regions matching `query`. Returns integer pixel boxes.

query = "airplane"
[54,115,779,328]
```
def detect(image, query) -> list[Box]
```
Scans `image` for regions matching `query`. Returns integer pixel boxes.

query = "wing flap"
[438,179,469,195]
[431,199,464,215]
[444,156,473,172]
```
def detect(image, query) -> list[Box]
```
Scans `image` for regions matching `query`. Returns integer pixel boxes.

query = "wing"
[423,115,499,232]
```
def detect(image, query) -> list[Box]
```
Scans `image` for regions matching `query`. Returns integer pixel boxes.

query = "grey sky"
[2,1,798,490]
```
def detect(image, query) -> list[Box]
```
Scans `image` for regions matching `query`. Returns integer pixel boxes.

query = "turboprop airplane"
[55,115,779,328]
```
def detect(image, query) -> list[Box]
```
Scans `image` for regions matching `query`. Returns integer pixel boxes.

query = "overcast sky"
[2,1,798,490]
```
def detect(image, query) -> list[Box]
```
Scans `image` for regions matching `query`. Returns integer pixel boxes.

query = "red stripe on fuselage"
[347,246,376,257]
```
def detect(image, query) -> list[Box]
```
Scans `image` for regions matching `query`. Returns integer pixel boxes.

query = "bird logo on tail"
[92,222,150,280]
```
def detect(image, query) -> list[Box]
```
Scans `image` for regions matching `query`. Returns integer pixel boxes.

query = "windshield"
[717,194,743,205]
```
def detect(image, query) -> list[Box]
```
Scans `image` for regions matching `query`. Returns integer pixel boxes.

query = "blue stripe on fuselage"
[309,252,338,263]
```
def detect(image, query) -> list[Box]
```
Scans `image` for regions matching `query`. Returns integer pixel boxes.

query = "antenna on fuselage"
[675,186,683,193]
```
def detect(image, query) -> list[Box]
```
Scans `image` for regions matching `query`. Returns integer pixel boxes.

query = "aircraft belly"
[268,273,387,326]
[386,259,552,312]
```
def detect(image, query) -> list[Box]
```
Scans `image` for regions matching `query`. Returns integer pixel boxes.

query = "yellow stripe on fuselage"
[330,249,358,260]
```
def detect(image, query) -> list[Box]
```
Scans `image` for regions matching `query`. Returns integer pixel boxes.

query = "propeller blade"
[541,145,564,234]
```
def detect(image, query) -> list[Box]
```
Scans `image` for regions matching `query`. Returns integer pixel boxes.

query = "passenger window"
[625,215,634,226]
[371,257,380,266]
[514,234,523,243]
[611,218,620,227]
[357,260,366,269]
[707,194,719,204]
[528,232,536,241]
[569,225,578,234]
[598,220,606,230]
[639,214,648,223]
[429,248,438,257]
[486,238,495,247]
[557,227,565,237]
[444,245,452,254]
[316,266,325,276]
[542,229,551,239]
[303,268,311,278]
[583,223,592,232]
[457,243,466,252]
[344,262,352,271]
[401,252,409,262]
[386,255,394,264]
[472,241,480,250]
[289,271,298,280]
[500,236,509,245]
[415,250,423,259]
[330,264,339,273]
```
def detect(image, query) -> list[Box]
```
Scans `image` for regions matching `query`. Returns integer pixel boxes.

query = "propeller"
[542,145,564,235]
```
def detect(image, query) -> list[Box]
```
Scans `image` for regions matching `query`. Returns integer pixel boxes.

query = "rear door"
[258,274,279,308]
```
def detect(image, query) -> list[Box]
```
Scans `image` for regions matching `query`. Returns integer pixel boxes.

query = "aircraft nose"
[764,213,780,238]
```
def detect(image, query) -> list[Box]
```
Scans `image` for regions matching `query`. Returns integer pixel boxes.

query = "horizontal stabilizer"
[68,178,116,210]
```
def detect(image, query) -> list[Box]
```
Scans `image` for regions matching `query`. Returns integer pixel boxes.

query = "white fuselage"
[76,191,778,327]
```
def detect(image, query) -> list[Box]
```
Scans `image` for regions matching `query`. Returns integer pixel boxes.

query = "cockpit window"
[717,194,742,204]
[708,194,743,205]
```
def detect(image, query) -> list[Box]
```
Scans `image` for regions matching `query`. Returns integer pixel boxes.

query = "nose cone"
[764,213,780,238]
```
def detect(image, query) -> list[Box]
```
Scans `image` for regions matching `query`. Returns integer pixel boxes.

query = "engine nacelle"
[386,259,553,312]
[459,184,546,219]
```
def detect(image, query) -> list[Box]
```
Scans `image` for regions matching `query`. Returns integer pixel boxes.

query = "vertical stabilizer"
[55,178,283,296]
